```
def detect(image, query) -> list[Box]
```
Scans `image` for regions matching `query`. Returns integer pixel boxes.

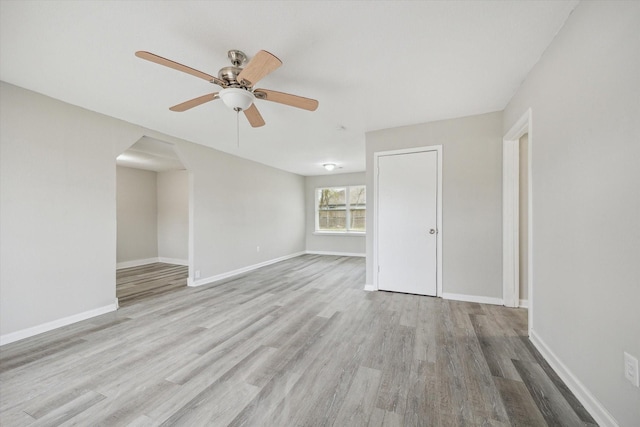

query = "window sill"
[313,231,366,237]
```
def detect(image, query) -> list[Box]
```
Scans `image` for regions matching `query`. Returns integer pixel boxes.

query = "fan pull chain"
[236,109,240,148]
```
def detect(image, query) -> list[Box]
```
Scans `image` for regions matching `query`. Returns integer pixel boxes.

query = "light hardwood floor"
[0,255,596,426]
[116,263,188,307]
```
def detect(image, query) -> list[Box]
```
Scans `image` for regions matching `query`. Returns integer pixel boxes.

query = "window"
[315,185,366,233]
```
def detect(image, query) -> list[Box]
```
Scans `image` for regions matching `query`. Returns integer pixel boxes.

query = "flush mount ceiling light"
[323,163,337,171]
[219,88,255,112]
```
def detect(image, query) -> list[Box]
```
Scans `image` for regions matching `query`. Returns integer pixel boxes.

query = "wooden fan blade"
[237,50,282,87]
[135,51,227,87]
[243,103,266,127]
[169,93,219,112]
[254,89,318,111]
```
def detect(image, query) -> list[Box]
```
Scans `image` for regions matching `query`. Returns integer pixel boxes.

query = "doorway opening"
[502,109,533,334]
[115,136,191,307]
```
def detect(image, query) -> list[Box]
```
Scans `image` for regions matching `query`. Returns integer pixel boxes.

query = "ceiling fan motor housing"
[218,66,243,86]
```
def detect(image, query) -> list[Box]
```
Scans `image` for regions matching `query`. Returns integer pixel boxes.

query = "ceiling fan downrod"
[218,50,247,88]
[227,50,247,67]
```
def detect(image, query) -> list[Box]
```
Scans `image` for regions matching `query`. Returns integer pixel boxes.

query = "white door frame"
[373,145,443,296]
[502,109,533,332]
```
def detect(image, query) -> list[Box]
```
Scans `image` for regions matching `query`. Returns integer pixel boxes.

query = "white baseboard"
[305,250,366,257]
[0,303,118,346]
[189,252,305,288]
[117,257,188,269]
[529,330,619,427]
[363,288,503,303]
[442,292,504,306]
[519,299,529,308]
[158,257,188,266]
[116,257,159,269]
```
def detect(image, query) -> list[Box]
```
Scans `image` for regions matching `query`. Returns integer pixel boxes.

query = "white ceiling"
[0,0,578,176]
[116,136,185,172]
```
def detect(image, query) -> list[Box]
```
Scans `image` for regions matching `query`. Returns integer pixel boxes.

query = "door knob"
[429,229,436,234]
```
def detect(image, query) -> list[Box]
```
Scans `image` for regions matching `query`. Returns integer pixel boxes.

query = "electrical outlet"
[195,270,201,279]
[624,352,639,387]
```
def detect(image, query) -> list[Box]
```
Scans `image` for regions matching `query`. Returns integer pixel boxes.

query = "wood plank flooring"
[116,263,188,306]
[0,255,596,426]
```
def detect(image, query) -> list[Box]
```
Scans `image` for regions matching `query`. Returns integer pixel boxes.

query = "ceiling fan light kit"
[135,48,319,128]
[219,88,255,111]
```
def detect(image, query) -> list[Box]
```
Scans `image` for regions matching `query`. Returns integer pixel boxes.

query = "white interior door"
[377,150,438,296]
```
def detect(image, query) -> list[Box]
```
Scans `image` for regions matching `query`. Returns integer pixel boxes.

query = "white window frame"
[314,185,366,235]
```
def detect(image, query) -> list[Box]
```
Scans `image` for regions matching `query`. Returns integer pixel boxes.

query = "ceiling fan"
[135,49,319,127]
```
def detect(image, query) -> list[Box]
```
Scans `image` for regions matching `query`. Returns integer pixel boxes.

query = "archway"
[115,136,191,306]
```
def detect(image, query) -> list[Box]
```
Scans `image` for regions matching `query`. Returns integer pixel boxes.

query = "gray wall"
[0,81,306,339]
[365,111,503,299]
[175,141,305,281]
[305,172,366,255]
[116,166,158,264]
[157,169,188,262]
[503,2,640,425]
[0,82,140,336]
